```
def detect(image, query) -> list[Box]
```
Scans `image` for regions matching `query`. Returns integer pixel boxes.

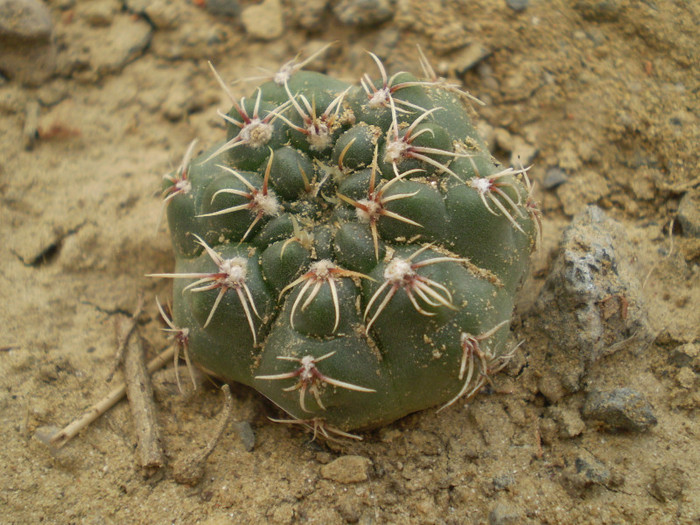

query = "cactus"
[151,47,540,439]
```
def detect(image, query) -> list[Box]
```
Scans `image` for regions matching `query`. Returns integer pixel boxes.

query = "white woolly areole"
[307,121,332,151]
[368,87,390,108]
[299,355,316,381]
[240,119,273,149]
[470,177,493,195]
[384,138,408,164]
[175,179,191,194]
[355,199,380,223]
[220,257,248,287]
[253,192,281,217]
[274,66,293,85]
[310,259,335,279]
[383,257,415,283]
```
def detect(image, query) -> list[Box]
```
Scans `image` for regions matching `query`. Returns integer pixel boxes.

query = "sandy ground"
[1,0,698,523]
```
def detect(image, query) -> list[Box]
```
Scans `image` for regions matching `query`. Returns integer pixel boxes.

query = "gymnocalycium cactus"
[151,47,540,439]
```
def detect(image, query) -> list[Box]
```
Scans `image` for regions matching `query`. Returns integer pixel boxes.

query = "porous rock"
[535,206,652,390]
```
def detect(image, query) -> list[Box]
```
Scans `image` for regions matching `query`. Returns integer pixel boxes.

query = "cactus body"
[154,51,538,435]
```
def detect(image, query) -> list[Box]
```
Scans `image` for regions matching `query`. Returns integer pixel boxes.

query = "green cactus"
[151,47,540,439]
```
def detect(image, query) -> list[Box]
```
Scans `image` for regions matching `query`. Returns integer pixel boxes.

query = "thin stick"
[48,346,176,449]
[120,315,165,474]
[106,296,144,382]
[173,384,234,486]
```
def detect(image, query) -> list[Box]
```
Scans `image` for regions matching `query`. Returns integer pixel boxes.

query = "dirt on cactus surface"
[1,0,698,524]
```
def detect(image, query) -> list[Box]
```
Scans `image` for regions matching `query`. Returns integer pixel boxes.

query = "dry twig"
[173,384,234,485]
[48,346,175,449]
[118,312,165,474]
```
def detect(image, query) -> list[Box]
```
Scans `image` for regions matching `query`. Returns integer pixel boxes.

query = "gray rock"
[0,0,56,85]
[677,190,700,238]
[204,0,240,17]
[332,0,393,26]
[543,167,568,190]
[506,0,529,13]
[534,206,652,390]
[231,421,255,452]
[583,388,657,432]
[561,454,623,495]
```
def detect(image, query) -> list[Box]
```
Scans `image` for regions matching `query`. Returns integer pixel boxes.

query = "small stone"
[669,342,699,369]
[288,0,327,30]
[0,0,56,85]
[448,42,490,74]
[583,388,657,432]
[547,406,586,438]
[204,0,240,18]
[241,0,284,40]
[89,15,152,75]
[506,0,529,13]
[78,0,120,27]
[320,455,371,484]
[538,371,566,403]
[492,473,515,491]
[676,367,696,389]
[144,0,182,29]
[0,0,51,38]
[649,464,685,502]
[556,169,609,216]
[231,421,255,452]
[677,190,700,238]
[494,128,514,152]
[488,501,522,525]
[332,0,393,26]
[574,0,624,22]
[542,167,568,190]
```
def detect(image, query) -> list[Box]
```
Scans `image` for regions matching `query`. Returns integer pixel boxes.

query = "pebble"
[542,167,568,190]
[582,388,657,432]
[677,190,700,238]
[649,464,685,502]
[535,206,652,390]
[320,455,371,484]
[241,0,284,40]
[231,421,255,452]
[573,0,623,22]
[506,0,529,13]
[144,1,182,29]
[78,0,120,27]
[88,15,152,76]
[0,0,56,85]
[488,501,522,525]
[288,0,327,30]
[546,406,586,438]
[332,0,394,26]
[204,0,241,18]
[669,342,699,369]
[448,42,490,74]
